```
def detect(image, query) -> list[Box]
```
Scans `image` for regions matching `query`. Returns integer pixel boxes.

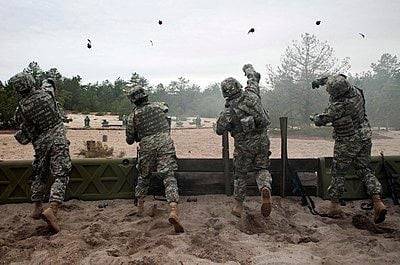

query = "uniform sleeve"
[216,108,232,135]
[13,106,32,144]
[239,94,268,128]
[55,101,69,122]
[244,68,261,97]
[14,106,23,126]
[125,112,136,145]
[314,101,347,126]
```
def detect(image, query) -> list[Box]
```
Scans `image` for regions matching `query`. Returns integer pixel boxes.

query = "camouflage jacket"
[126,101,170,144]
[314,86,371,140]
[14,90,65,146]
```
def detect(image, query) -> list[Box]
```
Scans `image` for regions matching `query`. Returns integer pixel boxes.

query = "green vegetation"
[0,34,399,131]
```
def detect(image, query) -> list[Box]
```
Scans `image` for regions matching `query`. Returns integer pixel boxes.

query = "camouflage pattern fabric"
[312,76,383,201]
[30,124,71,203]
[233,131,272,202]
[126,100,179,203]
[135,132,179,203]
[11,75,71,204]
[217,65,272,202]
[328,128,382,200]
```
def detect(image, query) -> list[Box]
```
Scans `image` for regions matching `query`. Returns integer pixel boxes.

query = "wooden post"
[222,131,231,195]
[280,117,288,197]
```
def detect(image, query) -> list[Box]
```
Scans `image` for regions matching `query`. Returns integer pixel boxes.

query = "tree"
[266,33,351,126]
[129,72,149,90]
[23,61,44,87]
[354,53,400,129]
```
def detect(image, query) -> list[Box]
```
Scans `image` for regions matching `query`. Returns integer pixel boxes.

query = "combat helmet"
[127,85,148,104]
[325,74,351,98]
[221,77,243,99]
[8,72,35,95]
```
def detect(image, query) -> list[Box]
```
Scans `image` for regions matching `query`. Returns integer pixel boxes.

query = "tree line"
[1,33,399,130]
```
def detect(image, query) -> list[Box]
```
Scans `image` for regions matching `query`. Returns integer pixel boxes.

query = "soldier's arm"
[243,64,261,97]
[125,113,136,145]
[56,101,71,123]
[313,102,347,126]
[216,108,232,135]
[239,95,268,127]
[13,106,32,144]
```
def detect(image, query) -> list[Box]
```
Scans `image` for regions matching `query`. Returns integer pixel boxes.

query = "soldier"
[126,85,184,233]
[10,72,72,232]
[216,64,273,218]
[311,74,387,223]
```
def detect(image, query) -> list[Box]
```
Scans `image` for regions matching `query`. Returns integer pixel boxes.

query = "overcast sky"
[1,0,399,87]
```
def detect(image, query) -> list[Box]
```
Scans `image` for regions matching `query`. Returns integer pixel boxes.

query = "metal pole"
[222,131,231,195]
[280,117,288,197]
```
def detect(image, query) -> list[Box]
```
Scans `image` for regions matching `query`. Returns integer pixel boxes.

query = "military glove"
[242,64,255,76]
[311,77,328,89]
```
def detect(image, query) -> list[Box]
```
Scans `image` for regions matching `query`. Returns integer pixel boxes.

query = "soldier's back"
[19,90,62,140]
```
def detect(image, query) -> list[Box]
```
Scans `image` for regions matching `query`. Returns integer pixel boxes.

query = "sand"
[1,127,399,160]
[1,195,400,264]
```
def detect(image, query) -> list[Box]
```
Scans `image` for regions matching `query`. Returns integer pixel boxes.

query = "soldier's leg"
[354,139,386,223]
[254,135,272,217]
[232,148,252,218]
[326,140,359,217]
[30,154,49,219]
[157,140,183,233]
[354,139,382,196]
[135,152,152,216]
[42,142,71,233]
[328,140,357,201]
[254,135,272,191]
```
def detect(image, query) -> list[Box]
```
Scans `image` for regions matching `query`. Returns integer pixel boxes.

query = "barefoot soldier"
[216,64,273,218]
[11,72,72,233]
[126,85,184,233]
[311,74,387,223]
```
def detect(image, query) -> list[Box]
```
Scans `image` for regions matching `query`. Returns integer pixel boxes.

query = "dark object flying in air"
[316,20,321,25]
[158,20,162,25]
[359,33,366,38]
[248,28,255,34]
[87,39,92,49]
[150,40,154,46]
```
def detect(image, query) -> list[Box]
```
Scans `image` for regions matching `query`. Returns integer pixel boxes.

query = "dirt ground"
[1,128,399,160]
[1,195,400,265]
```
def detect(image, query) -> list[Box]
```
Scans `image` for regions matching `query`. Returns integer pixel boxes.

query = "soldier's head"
[127,85,148,105]
[8,73,36,97]
[41,78,56,97]
[325,74,351,98]
[221,77,242,99]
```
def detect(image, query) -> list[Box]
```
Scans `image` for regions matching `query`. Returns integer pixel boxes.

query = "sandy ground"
[0,195,400,265]
[1,128,399,160]
[66,114,216,129]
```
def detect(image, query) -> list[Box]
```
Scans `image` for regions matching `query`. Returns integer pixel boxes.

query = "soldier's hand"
[311,80,320,89]
[242,64,254,76]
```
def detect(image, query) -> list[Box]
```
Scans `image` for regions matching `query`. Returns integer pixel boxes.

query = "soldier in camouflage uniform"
[311,74,387,223]
[10,73,72,232]
[126,85,184,233]
[216,64,273,218]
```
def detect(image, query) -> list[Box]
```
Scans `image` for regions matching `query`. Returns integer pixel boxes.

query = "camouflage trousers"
[328,137,382,201]
[135,133,179,203]
[233,132,272,202]
[31,137,72,203]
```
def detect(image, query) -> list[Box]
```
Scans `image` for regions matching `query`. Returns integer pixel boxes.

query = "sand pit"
[1,195,400,264]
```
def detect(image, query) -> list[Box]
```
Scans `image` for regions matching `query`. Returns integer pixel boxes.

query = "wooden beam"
[222,131,232,195]
[280,117,288,197]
